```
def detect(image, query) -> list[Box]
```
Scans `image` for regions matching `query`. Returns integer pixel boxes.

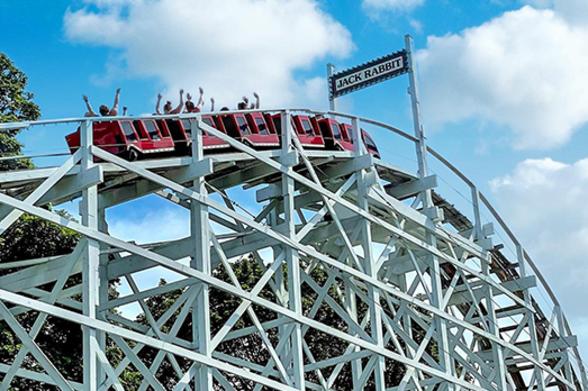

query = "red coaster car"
[269,114,325,148]
[163,115,230,153]
[316,117,353,152]
[65,113,380,161]
[361,129,380,158]
[65,119,175,161]
[314,117,380,158]
[339,123,381,158]
[216,112,280,148]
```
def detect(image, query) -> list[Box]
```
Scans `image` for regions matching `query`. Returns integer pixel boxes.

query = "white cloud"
[490,157,588,357]
[416,6,588,149]
[63,0,353,109]
[553,0,588,25]
[362,0,424,12]
[523,0,588,25]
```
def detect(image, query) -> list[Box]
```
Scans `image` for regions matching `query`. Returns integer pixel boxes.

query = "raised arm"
[196,87,204,108]
[170,89,184,114]
[109,88,120,115]
[82,95,97,117]
[155,93,162,115]
[253,92,260,109]
[210,97,215,112]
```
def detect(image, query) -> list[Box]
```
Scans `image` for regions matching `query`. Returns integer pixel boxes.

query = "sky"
[2,0,588,369]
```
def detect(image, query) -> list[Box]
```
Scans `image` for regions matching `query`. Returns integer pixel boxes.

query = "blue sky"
[3,0,588,182]
[3,0,588,363]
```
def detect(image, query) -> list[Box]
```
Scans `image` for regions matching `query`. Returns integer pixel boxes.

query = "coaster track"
[0,109,585,390]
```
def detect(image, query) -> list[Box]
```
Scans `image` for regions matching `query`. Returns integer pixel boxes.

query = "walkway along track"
[0,109,584,390]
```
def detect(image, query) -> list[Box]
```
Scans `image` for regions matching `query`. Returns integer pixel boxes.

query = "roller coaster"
[0,107,585,390]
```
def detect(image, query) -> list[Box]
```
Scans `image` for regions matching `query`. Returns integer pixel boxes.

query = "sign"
[329,50,409,99]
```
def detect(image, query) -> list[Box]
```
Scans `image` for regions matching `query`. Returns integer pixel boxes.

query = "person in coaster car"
[236,92,259,110]
[155,89,184,115]
[83,88,120,117]
[185,87,205,113]
[251,92,260,109]
[237,92,259,110]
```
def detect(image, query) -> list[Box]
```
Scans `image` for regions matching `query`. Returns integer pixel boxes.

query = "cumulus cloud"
[416,6,588,149]
[553,0,588,25]
[362,0,424,12]
[523,0,588,25]
[490,157,588,354]
[63,0,353,108]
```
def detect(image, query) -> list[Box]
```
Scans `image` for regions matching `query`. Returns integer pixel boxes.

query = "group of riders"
[82,88,260,118]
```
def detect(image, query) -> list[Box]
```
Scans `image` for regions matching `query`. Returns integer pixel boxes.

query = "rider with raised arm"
[237,96,248,110]
[185,87,205,113]
[156,89,184,114]
[83,88,120,117]
[155,93,163,115]
[196,87,204,110]
[251,92,260,109]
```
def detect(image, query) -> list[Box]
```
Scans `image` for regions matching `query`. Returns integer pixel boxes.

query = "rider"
[155,89,184,114]
[83,88,120,117]
[237,92,260,110]
[185,87,205,113]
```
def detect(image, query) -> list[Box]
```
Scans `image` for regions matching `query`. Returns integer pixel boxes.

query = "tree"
[0,213,83,389]
[0,53,40,170]
[134,257,413,390]
[0,53,82,389]
[0,53,437,390]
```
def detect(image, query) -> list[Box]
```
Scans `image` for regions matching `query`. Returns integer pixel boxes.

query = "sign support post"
[405,34,455,390]
[327,63,337,111]
[404,35,429,187]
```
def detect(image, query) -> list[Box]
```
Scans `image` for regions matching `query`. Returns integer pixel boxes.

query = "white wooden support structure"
[280,111,306,388]
[352,116,386,389]
[406,34,454,389]
[80,119,102,390]
[190,118,213,390]
[0,109,584,391]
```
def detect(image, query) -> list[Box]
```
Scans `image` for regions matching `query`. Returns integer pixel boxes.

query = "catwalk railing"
[0,108,585,390]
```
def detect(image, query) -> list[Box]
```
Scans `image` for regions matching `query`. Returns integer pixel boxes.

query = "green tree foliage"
[0,53,40,170]
[128,257,421,390]
[0,53,83,389]
[0,54,40,125]
[0,53,443,390]
[0,213,79,263]
[0,215,83,388]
